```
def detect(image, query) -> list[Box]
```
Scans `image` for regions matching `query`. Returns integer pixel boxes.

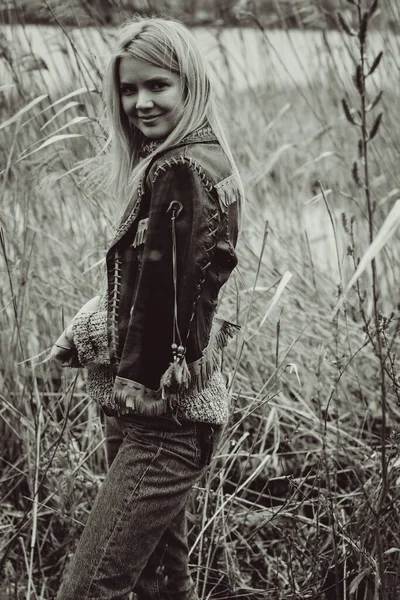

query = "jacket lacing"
[72,126,241,423]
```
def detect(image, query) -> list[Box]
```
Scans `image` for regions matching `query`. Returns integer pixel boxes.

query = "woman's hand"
[51,325,80,367]
[51,296,100,366]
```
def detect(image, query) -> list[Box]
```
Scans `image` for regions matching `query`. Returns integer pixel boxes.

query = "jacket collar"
[139,124,217,158]
[109,125,218,252]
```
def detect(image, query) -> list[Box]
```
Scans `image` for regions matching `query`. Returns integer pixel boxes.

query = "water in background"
[0,25,396,274]
[1,25,392,97]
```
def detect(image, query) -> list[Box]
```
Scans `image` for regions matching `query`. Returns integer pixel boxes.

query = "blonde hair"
[104,16,244,222]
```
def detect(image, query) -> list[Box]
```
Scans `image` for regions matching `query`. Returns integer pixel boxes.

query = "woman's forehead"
[118,56,175,83]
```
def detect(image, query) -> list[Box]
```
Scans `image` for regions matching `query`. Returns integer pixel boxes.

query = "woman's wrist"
[52,325,76,364]
[78,296,101,315]
[64,322,75,345]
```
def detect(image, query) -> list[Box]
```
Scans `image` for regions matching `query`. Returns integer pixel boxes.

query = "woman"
[52,16,244,600]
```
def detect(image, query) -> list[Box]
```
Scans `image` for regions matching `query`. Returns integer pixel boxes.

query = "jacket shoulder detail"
[214,174,239,211]
[151,155,240,214]
[151,155,214,193]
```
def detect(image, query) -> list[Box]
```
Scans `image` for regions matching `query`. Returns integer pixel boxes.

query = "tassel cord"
[160,200,187,422]
[170,202,183,350]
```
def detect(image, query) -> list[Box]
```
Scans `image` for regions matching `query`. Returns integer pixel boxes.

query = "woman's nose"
[136,89,154,109]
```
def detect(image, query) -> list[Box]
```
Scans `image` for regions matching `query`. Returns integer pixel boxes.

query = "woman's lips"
[138,114,163,123]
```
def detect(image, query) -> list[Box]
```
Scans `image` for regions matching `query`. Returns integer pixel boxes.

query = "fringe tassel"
[213,317,241,350]
[187,347,220,393]
[112,376,168,416]
[214,175,239,211]
[131,217,149,248]
[160,357,191,398]
[179,317,240,394]
[189,355,210,393]
[112,317,241,415]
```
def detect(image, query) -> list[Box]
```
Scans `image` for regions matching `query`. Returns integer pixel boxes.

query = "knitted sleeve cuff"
[72,310,110,367]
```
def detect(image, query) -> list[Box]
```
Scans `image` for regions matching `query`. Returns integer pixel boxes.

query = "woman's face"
[119,56,185,140]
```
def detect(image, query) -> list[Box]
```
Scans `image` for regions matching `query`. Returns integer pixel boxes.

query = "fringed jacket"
[72,126,241,424]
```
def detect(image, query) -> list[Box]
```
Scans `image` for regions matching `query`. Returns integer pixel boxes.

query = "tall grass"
[1,0,400,598]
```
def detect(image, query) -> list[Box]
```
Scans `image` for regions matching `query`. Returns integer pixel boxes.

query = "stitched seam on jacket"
[223,209,236,260]
[151,155,214,192]
[110,251,121,365]
[110,178,145,248]
[185,210,220,345]
[108,178,148,364]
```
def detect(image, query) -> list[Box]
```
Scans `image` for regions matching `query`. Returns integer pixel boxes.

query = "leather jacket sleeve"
[116,162,222,392]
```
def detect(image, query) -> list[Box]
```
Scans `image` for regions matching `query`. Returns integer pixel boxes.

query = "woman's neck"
[139,122,213,159]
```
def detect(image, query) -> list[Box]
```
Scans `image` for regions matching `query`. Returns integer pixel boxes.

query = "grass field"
[1,1,400,598]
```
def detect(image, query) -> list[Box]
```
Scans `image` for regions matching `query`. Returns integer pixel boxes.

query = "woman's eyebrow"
[146,76,171,84]
[119,76,171,85]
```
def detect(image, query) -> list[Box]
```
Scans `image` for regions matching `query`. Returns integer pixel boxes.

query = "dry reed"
[1,1,400,598]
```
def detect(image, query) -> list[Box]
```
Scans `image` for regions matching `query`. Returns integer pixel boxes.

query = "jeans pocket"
[195,425,223,468]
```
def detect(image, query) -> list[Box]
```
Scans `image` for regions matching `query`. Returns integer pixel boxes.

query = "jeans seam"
[187,424,200,468]
[84,433,167,599]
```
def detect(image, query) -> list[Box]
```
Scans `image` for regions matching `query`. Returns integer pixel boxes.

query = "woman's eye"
[151,82,167,91]
[120,86,136,96]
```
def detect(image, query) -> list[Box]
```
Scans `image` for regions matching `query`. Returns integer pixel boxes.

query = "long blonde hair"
[104,16,244,221]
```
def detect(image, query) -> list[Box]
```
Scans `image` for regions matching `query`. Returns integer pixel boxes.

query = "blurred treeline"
[1,0,397,30]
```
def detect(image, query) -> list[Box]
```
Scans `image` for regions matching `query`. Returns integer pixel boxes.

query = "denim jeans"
[57,414,222,600]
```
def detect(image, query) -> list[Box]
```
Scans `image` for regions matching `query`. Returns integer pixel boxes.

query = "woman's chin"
[142,129,166,140]
[133,119,175,140]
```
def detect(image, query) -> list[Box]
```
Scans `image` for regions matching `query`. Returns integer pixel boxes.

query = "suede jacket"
[105,126,241,418]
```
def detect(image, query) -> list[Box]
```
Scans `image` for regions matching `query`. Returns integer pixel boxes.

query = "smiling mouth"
[138,114,163,122]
